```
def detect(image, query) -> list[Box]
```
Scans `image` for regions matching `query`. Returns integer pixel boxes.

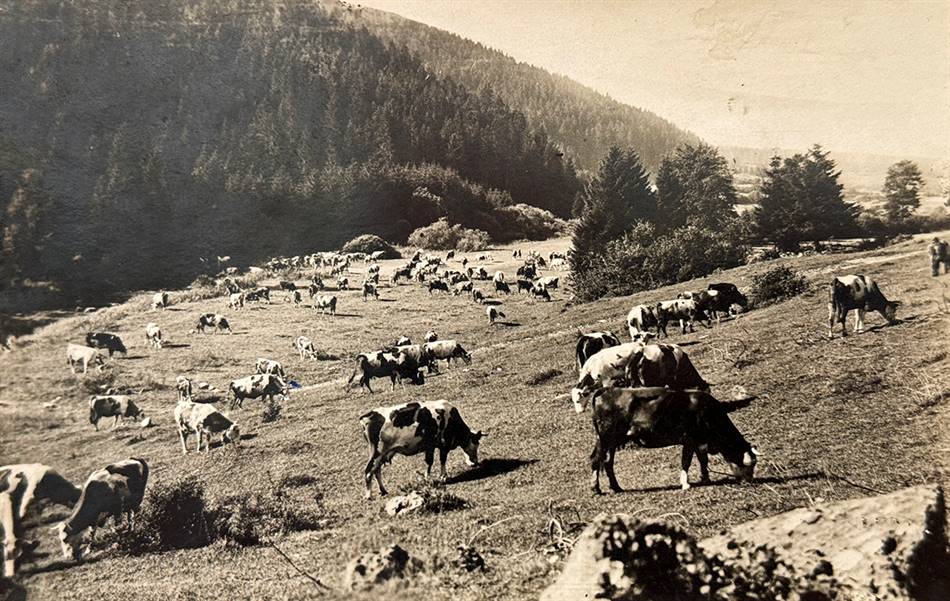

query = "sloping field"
[1,234,948,600]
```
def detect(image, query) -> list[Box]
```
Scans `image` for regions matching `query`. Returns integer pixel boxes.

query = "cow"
[487,306,505,325]
[54,458,149,561]
[391,267,412,285]
[84,333,127,357]
[175,401,240,454]
[656,299,707,336]
[306,283,321,299]
[228,374,288,409]
[369,251,385,262]
[423,331,438,343]
[362,281,379,301]
[706,283,749,322]
[494,280,511,295]
[255,358,285,378]
[196,313,232,334]
[145,323,163,349]
[429,280,449,295]
[627,304,661,341]
[570,342,645,412]
[424,340,471,368]
[245,287,270,303]
[222,279,240,295]
[589,388,757,494]
[530,285,551,302]
[176,376,193,402]
[337,277,349,291]
[395,336,412,346]
[575,332,622,372]
[549,258,567,270]
[228,292,245,310]
[347,350,425,393]
[278,280,297,293]
[828,275,900,338]
[517,264,537,280]
[452,281,473,295]
[359,400,484,499]
[66,343,105,374]
[151,291,169,310]
[88,395,145,431]
[516,279,534,293]
[314,294,337,315]
[493,271,506,284]
[472,289,486,304]
[537,276,560,290]
[394,344,435,373]
[294,336,318,360]
[290,290,303,307]
[446,250,455,260]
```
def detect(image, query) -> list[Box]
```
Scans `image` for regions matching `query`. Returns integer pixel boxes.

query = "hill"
[0,0,585,299]
[2,233,948,599]
[343,2,700,176]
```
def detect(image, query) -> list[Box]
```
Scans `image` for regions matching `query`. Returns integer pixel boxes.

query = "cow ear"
[475,430,486,440]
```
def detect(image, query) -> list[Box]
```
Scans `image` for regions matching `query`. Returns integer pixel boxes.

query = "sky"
[357,0,950,159]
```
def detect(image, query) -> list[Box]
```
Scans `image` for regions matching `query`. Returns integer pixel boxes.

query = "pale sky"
[358,0,950,159]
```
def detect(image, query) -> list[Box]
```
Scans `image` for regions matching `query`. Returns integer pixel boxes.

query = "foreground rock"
[542,485,948,601]
[384,492,426,516]
[702,485,948,601]
[343,544,422,591]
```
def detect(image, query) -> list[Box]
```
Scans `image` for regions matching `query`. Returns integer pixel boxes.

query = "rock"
[384,492,425,516]
[342,544,421,591]
[701,485,948,601]
[140,417,152,428]
[198,382,210,390]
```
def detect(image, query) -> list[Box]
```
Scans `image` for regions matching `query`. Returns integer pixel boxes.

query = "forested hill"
[342,2,700,174]
[0,0,586,298]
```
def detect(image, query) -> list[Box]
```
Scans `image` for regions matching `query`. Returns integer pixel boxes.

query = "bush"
[749,265,809,306]
[261,397,282,423]
[525,368,563,386]
[214,487,326,547]
[495,204,569,240]
[340,234,401,259]
[111,477,213,554]
[407,218,492,252]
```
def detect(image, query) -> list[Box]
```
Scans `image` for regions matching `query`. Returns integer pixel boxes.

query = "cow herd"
[1,240,902,578]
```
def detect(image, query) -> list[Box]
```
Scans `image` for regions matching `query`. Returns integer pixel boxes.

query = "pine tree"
[882,160,924,225]
[655,142,737,233]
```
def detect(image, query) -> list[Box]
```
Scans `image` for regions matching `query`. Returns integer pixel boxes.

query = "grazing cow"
[89,396,145,431]
[494,280,511,295]
[472,289,486,304]
[55,458,149,561]
[394,344,435,373]
[549,258,567,270]
[656,299,706,336]
[307,283,322,299]
[516,279,534,293]
[706,283,748,321]
[517,264,537,280]
[314,294,337,315]
[590,388,757,493]
[828,274,900,338]
[255,358,285,377]
[493,271,505,284]
[570,342,645,412]
[290,290,303,307]
[245,287,270,303]
[535,276,559,289]
[369,251,385,262]
[228,292,245,310]
[424,331,438,343]
[294,336,318,360]
[337,277,349,290]
[446,250,455,260]
[627,304,661,341]
[424,340,471,368]
[575,332,622,372]
[347,351,425,393]
[228,374,288,409]
[429,280,449,295]
[359,400,484,499]
[487,306,505,325]
[151,291,169,310]
[395,336,412,346]
[530,285,551,302]
[362,281,379,301]
[391,268,412,285]
[66,344,105,374]
[176,376,193,402]
[84,333,127,357]
[144,323,163,349]
[175,401,240,454]
[196,313,232,334]
[279,280,296,293]
[452,281,473,295]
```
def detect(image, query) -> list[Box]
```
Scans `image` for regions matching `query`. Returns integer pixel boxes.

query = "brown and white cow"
[359,400,484,499]
[828,274,899,338]
[590,387,757,494]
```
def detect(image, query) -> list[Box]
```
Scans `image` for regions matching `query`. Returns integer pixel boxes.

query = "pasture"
[1,233,948,600]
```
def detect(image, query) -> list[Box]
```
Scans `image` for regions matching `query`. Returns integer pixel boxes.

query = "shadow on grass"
[122,354,149,360]
[496,321,521,327]
[20,554,106,577]
[482,299,503,306]
[447,457,537,484]
[621,471,826,494]
[324,313,361,318]
[162,343,191,349]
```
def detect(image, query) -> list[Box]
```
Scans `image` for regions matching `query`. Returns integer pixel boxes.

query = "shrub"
[749,265,809,306]
[407,218,492,252]
[340,234,401,259]
[111,477,213,554]
[261,397,282,423]
[80,369,116,394]
[396,480,468,514]
[495,204,569,240]
[525,368,563,386]
[214,487,326,547]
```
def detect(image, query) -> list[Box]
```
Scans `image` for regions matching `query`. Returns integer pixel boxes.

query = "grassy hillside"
[1,234,948,600]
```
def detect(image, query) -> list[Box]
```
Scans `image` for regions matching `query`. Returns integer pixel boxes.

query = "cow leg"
[179,430,189,455]
[438,448,450,483]
[696,447,711,483]
[424,449,435,480]
[112,415,120,429]
[856,309,865,333]
[680,445,694,490]
[605,448,623,493]
[827,303,836,338]
[363,376,374,394]
[589,439,605,495]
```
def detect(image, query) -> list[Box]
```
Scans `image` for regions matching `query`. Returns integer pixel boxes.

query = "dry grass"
[1,233,949,600]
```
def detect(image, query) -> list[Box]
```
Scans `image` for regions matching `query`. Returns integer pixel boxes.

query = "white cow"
[175,401,240,454]
[570,342,645,413]
[66,344,105,374]
[145,322,163,349]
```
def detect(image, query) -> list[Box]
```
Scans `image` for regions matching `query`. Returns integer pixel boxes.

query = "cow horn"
[751,447,760,456]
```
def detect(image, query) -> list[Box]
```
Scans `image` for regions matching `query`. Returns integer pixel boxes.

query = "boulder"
[384,492,425,517]
[701,485,948,601]
[342,544,421,591]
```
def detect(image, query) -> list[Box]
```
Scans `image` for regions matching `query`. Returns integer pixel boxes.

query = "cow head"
[570,375,596,413]
[631,330,656,343]
[722,446,758,482]
[92,354,106,372]
[224,424,241,445]
[53,522,85,561]
[461,431,485,466]
[883,301,900,322]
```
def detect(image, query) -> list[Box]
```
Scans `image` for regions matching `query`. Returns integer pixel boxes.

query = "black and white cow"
[347,351,425,393]
[362,281,379,301]
[294,336,318,360]
[84,333,127,357]
[151,291,169,310]
[429,280,449,295]
[575,331,622,372]
[590,387,757,494]
[88,396,145,430]
[487,306,506,325]
[359,400,484,498]
[626,304,660,341]
[828,274,899,338]
[494,280,511,295]
[255,358,285,377]
[228,374,288,409]
[516,279,534,294]
[313,294,337,315]
[656,299,707,336]
[196,313,232,334]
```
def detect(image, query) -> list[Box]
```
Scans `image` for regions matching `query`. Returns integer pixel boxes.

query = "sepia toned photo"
[1,1,948,599]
